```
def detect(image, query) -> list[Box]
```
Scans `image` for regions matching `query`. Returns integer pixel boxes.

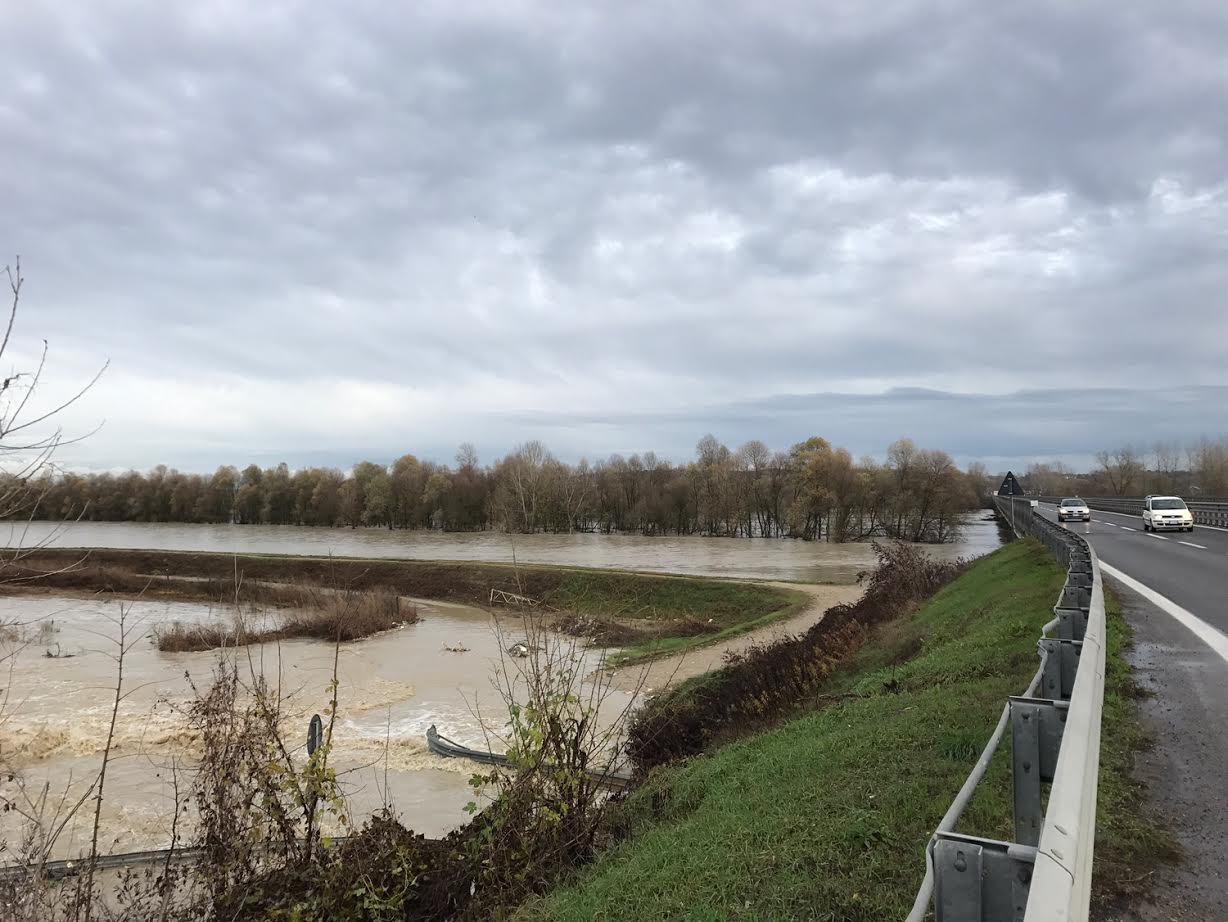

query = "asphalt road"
[1035,503,1228,921]
[1037,503,1228,629]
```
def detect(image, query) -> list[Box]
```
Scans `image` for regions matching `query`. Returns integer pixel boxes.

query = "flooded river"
[0,593,631,857]
[2,515,1003,583]
[0,515,1003,858]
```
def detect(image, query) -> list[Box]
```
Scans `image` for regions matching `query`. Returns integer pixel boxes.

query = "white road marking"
[1074,505,1228,534]
[1119,526,1136,531]
[1179,541,1208,550]
[1100,562,1228,665]
[1147,533,1169,541]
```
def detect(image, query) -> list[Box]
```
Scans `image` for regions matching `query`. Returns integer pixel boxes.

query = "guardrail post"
[1055,607,1088,642]
[1010,698,1068,847]
[1012,699,1042,847]
[1066,571,1092,589]
[1059,585,1091,611]
[1038,639,1083,700]
[933,832,1035,921]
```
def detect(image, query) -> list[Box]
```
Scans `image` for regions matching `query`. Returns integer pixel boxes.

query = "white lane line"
[1082,506,1228,534]
[1119,526,1137,531]
[1180,540,1208,549]
[1101,562,1228,665]
[1147,533,1169,541]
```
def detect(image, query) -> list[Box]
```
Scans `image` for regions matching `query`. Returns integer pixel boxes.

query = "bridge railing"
[906,495,1106,922]
[1037,494,1228,528]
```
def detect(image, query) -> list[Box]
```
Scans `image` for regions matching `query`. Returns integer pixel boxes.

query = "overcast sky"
[2,0,1226,474]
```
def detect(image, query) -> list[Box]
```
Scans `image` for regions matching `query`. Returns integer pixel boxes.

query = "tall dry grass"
[155,586,416,652]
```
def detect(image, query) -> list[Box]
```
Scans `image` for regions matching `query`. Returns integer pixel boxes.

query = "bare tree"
[495,440,549,533]
[1189,436,1228,496]
[1024,461,1073,496]
[1152,441,1182,494]
[0,258,107,575]
[738,440,770,537]
[1095,445,1144,496]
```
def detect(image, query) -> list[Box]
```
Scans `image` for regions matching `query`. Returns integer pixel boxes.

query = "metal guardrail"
[0,846,208,883]
[906,495,1106,922]
[1036,494,1228,528]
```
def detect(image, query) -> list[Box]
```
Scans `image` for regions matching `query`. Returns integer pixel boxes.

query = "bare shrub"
[281,586,414,642]
[182,652,350,914]
[450,617,638,916]
[153,621,236,653]
[551,613,646,646]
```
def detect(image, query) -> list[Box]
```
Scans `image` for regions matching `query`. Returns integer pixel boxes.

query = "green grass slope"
[521,539,1169,921]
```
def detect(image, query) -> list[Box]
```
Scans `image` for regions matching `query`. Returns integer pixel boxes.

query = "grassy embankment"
[4,548,805,659]
[521,539,1172,920]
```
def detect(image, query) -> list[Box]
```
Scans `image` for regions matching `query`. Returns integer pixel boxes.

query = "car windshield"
[1152,498,1187,510]
[1061,499,1084,507]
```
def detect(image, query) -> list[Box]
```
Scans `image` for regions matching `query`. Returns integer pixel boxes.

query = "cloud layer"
[2,1,1225,472]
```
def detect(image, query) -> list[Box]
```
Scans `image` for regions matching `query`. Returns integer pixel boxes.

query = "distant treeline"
[13,436,989,543]
[1022,437,1228,499]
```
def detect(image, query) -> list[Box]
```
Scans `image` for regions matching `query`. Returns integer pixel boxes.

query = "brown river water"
[0,516,1002,858]
[2,516,1002,583]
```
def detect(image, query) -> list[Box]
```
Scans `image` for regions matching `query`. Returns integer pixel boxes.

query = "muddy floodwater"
[0,594,633,858]
[3,516,1003,583]
[0,514,1003,858]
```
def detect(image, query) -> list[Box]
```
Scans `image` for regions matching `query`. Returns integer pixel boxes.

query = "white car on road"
[1143,495,1195,533]
[1057,498,1091,522]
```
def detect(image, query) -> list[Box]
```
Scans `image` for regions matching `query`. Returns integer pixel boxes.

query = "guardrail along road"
[1038,495,1228,530]
[1035,499,1228,919]
[909,496,1105,922]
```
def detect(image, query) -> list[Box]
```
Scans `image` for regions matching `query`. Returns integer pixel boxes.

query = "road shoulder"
[1099,577,1228,922]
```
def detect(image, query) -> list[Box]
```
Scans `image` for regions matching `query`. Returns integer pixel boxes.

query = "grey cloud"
[492,385,1228,469]
[0,1,1225,473]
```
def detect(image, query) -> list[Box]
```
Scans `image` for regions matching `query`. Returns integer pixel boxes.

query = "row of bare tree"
[0,261,987,544]
[12,436,987,543]
[1020,438,1228,498]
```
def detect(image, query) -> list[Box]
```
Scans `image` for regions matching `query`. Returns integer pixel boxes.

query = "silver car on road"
[1057,497,1091,522]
